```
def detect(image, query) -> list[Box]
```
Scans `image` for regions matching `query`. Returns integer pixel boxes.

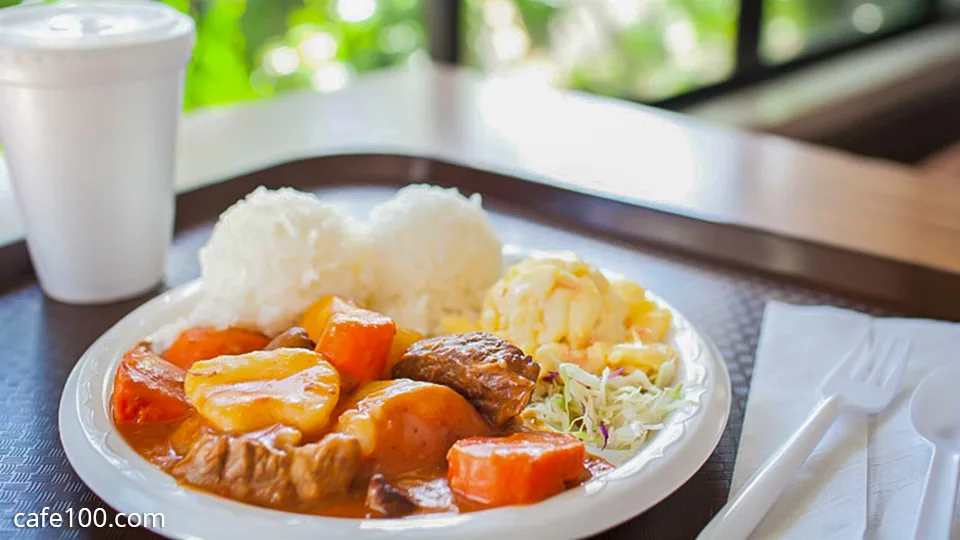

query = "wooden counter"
[172,65,960,272]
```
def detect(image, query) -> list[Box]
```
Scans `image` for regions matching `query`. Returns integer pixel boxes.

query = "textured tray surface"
[0,182,894,540]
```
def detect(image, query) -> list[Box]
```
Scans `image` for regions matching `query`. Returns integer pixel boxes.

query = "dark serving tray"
[0,154,932,539]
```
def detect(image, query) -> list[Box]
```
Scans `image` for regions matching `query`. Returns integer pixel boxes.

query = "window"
[760,0,927,64]
[459,0,954,106]
[0,0,428,111]
[1,0,956,109]
[461,0,739,102]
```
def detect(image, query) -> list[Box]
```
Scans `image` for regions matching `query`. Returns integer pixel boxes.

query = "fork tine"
[878,339,911,388]
[865,336,898,384]
[841,332,873,378]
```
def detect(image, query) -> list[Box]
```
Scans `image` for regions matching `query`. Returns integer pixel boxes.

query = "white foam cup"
[0,1,195,303]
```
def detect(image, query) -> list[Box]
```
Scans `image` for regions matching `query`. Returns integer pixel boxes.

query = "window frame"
[429,0,956,110]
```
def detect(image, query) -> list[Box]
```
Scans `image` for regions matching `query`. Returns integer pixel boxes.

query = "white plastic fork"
[698,333,912,540]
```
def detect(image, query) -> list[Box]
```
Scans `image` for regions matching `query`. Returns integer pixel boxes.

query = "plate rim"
[59,250,732,540]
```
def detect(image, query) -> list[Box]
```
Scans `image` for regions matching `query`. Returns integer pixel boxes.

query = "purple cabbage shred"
[542,370,560,383]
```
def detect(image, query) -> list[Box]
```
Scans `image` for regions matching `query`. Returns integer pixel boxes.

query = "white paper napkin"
[732,301,960,539]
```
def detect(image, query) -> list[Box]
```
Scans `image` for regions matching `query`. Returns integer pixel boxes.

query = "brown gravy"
[118,419,614,518]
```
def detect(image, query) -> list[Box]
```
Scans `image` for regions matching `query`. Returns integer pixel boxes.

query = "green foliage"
[240,0,300,66]
[760,0,924,64]
[463,0,923,102]
[511,0,556,49]
[186,0,259,108]
[462,0,740,101]
[1,0,426,111]
[0,0,926,107]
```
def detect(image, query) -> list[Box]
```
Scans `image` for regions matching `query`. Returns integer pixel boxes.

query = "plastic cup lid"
[0,0,194,51]
[0,1,195,85]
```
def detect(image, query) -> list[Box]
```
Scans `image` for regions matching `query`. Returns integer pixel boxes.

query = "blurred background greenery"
[463,0,926,102]
[0,0,429,111]
[0,0,939,108]
[463,0,738,102]
[157,0,426,110]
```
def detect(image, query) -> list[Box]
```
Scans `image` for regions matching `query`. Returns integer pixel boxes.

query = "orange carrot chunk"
[447,432,586,507]
[316,306,396,384]
[163,326,270,370]
[112,343,192,424]
[300,295,358,342]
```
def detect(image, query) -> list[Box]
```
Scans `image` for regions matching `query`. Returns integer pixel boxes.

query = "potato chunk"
[184,348,340,436]
[300,295,357,342]
[334,379,491,476]
[382,327,424,378]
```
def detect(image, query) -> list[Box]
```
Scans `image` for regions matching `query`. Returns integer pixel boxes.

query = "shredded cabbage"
[523,361,687,451]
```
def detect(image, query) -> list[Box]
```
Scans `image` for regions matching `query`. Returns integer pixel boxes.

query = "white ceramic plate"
[59,247,731,540]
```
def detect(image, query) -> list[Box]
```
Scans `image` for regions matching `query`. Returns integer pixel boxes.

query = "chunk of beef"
[169,415,207,456]
[395,476,454,511]
[392,332,540,425]
[171,430,360,508]
[366,474,417,517]
[289,434,358,501]
[265,327,315,351]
